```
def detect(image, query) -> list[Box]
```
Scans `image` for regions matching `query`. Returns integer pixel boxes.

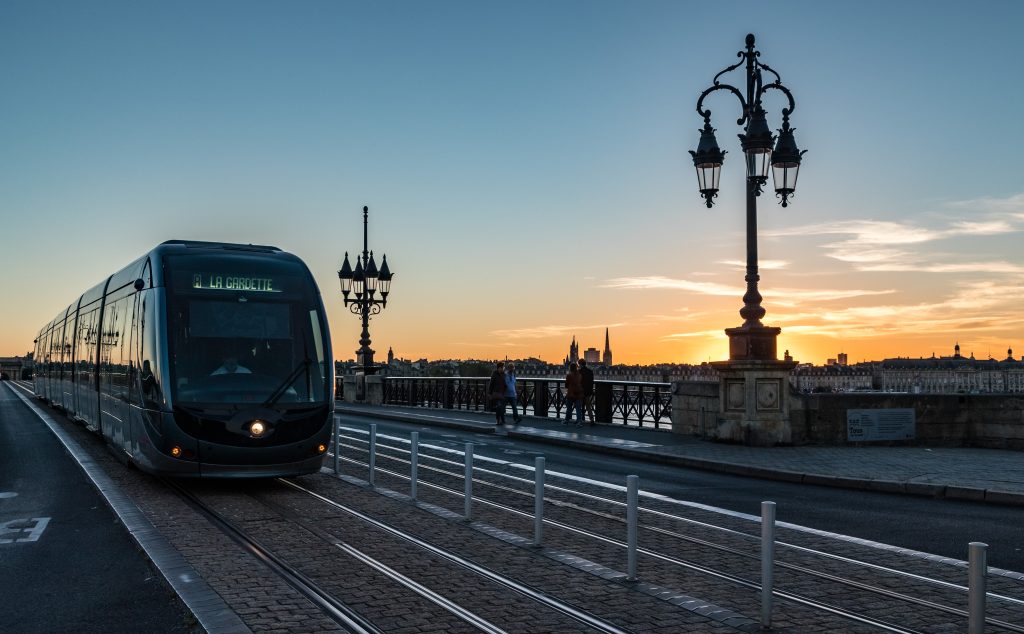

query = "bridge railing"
[375,376,673,429]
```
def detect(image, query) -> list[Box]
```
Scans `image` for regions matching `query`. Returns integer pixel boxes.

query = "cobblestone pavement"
[337,404,1024,504]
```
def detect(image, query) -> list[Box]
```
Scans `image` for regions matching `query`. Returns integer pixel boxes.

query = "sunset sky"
[2,1,1023,365]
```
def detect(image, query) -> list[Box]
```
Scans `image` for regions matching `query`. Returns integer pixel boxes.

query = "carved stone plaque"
[755,379,780,411]
[725,380,745,411]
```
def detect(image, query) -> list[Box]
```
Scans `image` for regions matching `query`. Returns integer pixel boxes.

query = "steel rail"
[161,479,384,634]
[250,492,509,634]
[335,453,1023,632]
[278,478,634,634]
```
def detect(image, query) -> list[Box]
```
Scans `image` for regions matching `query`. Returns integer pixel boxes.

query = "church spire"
[602,327,613,366]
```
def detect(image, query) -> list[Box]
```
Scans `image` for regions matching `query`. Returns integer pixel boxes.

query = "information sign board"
[847,408,915,441]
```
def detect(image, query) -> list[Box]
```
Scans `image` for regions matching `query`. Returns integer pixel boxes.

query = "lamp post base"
[710,357,798,446]
[725,325,781,361]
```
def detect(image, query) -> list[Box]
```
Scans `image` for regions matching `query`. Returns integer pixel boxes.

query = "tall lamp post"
[338,206,394,375]
[691,33,805,361]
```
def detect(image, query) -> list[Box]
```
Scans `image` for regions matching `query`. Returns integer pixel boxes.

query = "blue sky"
[3,1,1023,363]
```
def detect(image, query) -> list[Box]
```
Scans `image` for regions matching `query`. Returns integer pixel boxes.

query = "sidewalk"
[336,403,1024,507]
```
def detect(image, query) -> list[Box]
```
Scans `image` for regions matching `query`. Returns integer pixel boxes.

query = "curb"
[336,405,1024,509]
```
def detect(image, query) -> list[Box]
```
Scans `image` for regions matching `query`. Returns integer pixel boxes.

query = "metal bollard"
[969,542,988,634]
[464,443,474,520]
[627,475,638,581]
[761,501,776,629]
[332,417,340,475]
[534,457,545,546]
[410,432,419,501]
[368,424,377,487]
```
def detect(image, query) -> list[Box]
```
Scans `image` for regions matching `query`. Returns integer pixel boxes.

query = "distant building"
[837,352,848,366]
[563,328,613,366]
[878,344,1024,394]
[791,364,873,393]
[0,353,32,380]
[564,336,579,365]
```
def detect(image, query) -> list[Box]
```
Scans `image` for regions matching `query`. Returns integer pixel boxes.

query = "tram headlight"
[317,443,327,454]
[170,446,182,458]
[249,420,267,438]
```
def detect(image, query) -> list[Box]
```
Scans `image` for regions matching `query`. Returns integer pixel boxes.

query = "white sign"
[847,409,915,441]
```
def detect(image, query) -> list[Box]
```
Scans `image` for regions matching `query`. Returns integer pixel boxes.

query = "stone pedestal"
[342,375,360,403]
[710,358,797,446]
[365,375,383,405]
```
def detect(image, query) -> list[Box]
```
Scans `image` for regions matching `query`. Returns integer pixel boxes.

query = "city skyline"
[2,2,1023,365]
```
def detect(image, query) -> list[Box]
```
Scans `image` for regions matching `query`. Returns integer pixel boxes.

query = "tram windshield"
[165,253,329,406]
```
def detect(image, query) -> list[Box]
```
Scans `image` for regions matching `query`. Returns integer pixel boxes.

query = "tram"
[32,240,334,477]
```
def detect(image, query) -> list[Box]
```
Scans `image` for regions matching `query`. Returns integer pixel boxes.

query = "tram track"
[165,475,636,634]
[272,478,635,634]
[161,478,386,634]
[332,432,1024,632]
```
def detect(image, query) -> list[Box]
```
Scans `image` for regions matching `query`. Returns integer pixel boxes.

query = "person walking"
[488,361,508,425]
[504,362,522,424]
[564,362,584,427]
[578,358,595,425]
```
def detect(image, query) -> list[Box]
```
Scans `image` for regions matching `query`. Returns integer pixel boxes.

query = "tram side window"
[113,298,132,399]
[137,298,163,410]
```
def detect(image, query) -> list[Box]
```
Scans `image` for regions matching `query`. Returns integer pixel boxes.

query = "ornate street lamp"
[337,206,395,374]
[691,33,806,360]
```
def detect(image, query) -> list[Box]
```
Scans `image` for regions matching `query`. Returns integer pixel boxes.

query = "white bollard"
[368,424,377,487]
[332,417,340,475]
[534,457,545,546]
[761,501,776,629]
[627,475,639,581]
[969,542,988,634]
[410,432,419,501]
[464,443,474,520]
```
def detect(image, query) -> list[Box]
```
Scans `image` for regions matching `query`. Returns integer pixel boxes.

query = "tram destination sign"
[847,408,915,442]
[192,273,281,292]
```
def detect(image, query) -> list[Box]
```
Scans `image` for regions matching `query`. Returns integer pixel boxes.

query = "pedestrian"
[488,361,507,425]
[578,358,595,425]
[564,362,584,427]
[504,363,522,424]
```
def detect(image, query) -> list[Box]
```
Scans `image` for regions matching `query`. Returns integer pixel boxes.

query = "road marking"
[0,517,51,543]
[0,492,17,499]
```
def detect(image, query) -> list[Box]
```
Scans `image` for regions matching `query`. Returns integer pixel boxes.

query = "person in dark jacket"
[578,358,595,425]
[488,362,508,425]
[564,362,584,427]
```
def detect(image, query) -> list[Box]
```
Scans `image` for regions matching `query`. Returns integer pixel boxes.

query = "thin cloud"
[492,322,626,340]
[604,275,894,303]
[766,220,941,245]
[662,329,724,340]
[858,261,1024,274]
[718,259,789,270]
[602,276,739,296]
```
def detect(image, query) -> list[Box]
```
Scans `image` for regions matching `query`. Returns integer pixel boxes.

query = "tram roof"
[158,239,282,253]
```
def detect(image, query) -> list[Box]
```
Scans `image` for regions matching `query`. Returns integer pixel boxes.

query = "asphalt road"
[0,382,196,633]
[338,413,1024,573]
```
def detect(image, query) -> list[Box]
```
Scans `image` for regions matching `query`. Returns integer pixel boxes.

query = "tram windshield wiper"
[262,357,311,407]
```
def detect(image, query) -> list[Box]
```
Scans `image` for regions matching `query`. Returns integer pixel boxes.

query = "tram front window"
[166,255,329,406]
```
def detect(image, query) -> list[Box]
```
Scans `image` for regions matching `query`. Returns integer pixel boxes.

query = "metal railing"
[376,376,673,429]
